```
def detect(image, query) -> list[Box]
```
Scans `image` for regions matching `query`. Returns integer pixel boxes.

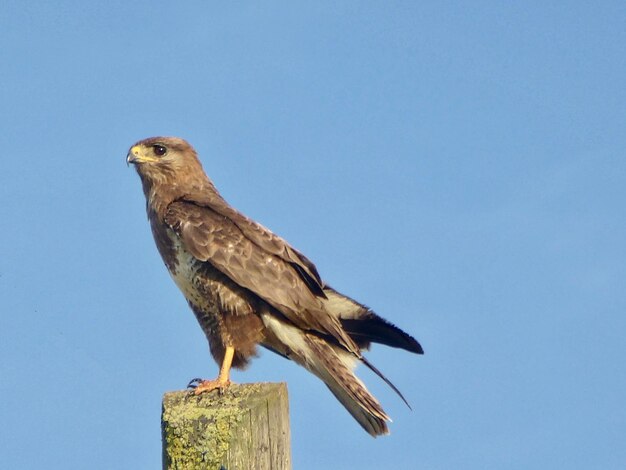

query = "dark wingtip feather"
[412,338,425,355]
[342,314,424,355]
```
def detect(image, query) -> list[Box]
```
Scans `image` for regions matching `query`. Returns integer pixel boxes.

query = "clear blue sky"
[1,2,624,469]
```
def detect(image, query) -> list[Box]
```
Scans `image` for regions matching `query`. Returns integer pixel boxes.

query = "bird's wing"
[186,191,326,297]
[164,199,358,354]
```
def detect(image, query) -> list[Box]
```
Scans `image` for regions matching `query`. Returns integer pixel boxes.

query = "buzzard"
[127,136,423,436]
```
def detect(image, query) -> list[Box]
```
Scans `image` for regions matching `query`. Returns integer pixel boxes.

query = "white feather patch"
[168,231,209,309]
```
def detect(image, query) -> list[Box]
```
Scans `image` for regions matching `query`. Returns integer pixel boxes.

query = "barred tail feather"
[261,313,391,436]
[305,336,390,436]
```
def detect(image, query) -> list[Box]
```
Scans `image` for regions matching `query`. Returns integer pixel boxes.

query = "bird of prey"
[127,136,423,436]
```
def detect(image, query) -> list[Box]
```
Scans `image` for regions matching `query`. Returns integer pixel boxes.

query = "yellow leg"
[217,345,234,383]
[192,346,235,395]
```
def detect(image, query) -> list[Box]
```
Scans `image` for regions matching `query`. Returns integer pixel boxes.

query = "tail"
[261,312,392,436]
[260,288,424,436]
[306,335,391,436]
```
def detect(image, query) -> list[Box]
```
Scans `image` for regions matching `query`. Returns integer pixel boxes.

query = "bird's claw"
[186,377,231,395]
[187,378,204,389]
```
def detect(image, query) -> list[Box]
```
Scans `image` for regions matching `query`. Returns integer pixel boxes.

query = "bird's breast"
[166,230,212,310]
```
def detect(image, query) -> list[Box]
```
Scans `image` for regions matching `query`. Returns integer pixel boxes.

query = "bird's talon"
[190,378,231,395]
[187,378,203,389]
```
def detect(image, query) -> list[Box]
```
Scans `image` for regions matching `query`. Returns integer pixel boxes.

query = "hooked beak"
[126,145,141,166]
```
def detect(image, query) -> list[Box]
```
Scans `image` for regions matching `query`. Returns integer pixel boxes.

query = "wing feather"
[180,191,325,297]
[164,200,358,354]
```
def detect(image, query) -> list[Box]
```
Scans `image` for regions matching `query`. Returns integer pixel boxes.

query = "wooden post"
[162,382,291,470]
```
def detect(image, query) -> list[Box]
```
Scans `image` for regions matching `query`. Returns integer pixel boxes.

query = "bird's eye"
[153,145,167,156]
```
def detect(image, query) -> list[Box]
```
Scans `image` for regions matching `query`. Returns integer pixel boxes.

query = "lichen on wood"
[162,382,291,470]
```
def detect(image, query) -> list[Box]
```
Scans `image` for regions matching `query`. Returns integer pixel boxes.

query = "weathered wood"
[162,382,291,470]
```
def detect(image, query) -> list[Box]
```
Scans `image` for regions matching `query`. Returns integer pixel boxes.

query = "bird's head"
[127,136,210,194]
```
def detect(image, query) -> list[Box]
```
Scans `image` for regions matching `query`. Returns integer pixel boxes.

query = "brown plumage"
[127,136,423,436]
